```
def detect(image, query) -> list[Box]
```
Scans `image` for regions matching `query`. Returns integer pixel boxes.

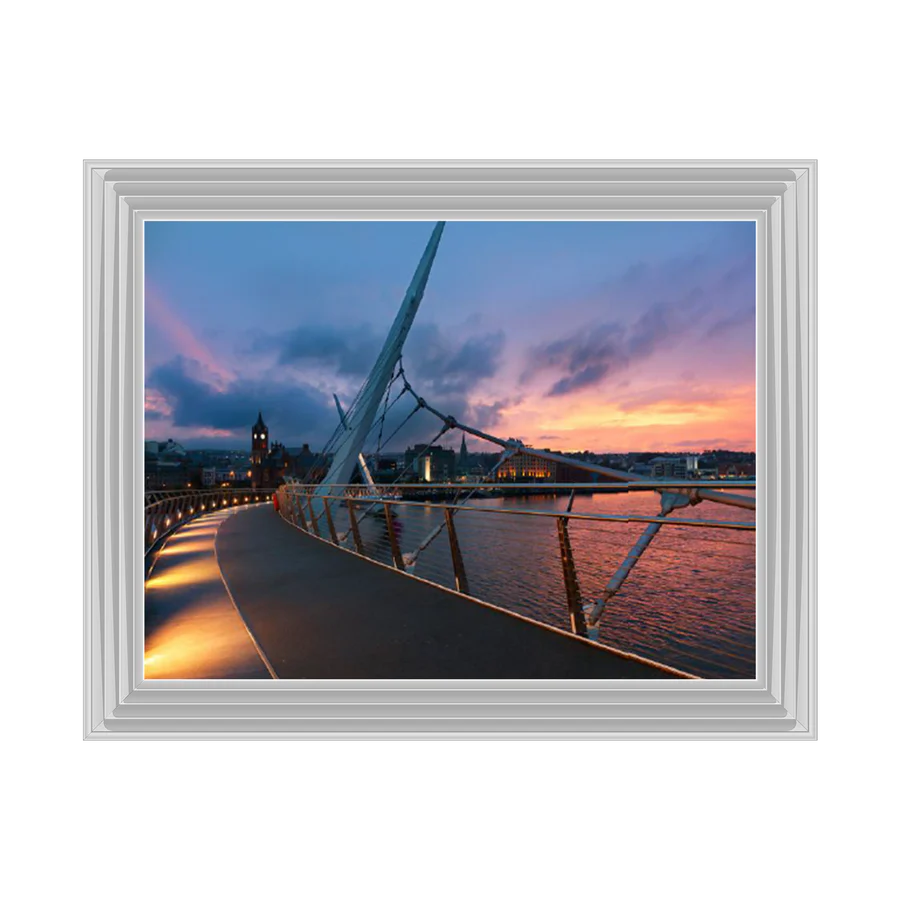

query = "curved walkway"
[144,509,272,679]
[215,505,684,679]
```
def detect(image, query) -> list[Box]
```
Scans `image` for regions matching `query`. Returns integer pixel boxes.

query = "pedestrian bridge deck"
[146,505,686,680]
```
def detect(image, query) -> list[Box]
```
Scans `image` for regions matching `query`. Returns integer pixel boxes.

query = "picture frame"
[84,159,816,739]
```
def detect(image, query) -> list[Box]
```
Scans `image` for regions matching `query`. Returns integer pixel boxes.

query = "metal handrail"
[283,480,756,491]
[274,481,756,649]
[143,487,274,556]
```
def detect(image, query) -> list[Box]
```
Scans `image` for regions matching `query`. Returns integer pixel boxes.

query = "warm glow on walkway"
[144,510,272,679]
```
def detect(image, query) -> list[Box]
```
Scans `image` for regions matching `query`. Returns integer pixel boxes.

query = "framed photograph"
[84,160,816,738]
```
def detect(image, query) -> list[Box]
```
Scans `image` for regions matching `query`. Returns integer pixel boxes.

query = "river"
[348,490,756,679]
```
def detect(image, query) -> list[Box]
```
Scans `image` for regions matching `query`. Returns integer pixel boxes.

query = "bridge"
[146,492,698,679]
[144,223,756,680]
[144,477,755,679]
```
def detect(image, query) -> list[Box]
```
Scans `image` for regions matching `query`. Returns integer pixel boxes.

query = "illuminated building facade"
[403,444,456,482]
[497,451,556,481]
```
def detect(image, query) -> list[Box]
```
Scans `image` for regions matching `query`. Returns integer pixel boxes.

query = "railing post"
[444,508,469,595]
[346,497,365,554]
[305,495,320,536]
[293,493,308,531]
[322,497,339,544]
[382,502,406,571]
[163,499,174,533]
[556,513,587,637]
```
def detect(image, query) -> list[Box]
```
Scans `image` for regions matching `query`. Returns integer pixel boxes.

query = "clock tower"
[250,412,269,488]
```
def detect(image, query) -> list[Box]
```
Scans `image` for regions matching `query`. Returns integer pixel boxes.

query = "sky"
[144,220,756,454]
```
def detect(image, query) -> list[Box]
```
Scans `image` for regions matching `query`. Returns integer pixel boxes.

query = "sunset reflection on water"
[354,490,755,678]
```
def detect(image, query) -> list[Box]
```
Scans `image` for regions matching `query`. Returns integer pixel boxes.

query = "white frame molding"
[84,160,816,739]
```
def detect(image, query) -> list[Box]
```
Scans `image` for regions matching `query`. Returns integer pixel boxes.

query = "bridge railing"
[144,487,274,555]
[275,480,756,677]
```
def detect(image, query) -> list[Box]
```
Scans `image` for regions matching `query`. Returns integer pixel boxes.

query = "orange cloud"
[502,381,755,452]
[144,387,172,417]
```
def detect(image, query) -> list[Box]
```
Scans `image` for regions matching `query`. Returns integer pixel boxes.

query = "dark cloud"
[524,322,625,397]
[469,397,519,431]
[518,240,755,399]
[268,323,383,376]
[405,324,505,395]
[527,289,710,397]
[354,323,514,448]
[155,316,513,451]
[374,392,519,452]
[148,356,332,440]
[547,363,614,397]
[342,319,514,451]
[628,289,703,357]
[257,320,506,396]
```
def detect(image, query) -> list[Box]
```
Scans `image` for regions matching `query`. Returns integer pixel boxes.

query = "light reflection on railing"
[144,488,274,556]
[274,481,756,652]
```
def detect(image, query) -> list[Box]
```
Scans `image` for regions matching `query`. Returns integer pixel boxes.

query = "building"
[646,456,701,479]
[145,439,191,489]
[718,461,755,479]
[403,444,456,482]
[250,414,324,488]
[648,456,688,479]
[497,450,555,481]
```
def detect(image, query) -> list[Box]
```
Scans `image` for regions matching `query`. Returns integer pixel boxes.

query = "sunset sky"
[144,220,756,454]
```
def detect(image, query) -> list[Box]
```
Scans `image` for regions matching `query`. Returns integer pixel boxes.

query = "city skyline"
[145,220,756,453]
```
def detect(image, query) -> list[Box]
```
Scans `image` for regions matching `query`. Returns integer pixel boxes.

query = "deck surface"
[213,505,681,679]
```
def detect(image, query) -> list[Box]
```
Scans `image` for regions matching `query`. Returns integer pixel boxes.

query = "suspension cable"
[348,421,453,532]
[374,364,399,459]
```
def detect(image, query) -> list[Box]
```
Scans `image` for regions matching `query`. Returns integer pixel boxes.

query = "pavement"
[144,510,272,679]
[214,504,683,679]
